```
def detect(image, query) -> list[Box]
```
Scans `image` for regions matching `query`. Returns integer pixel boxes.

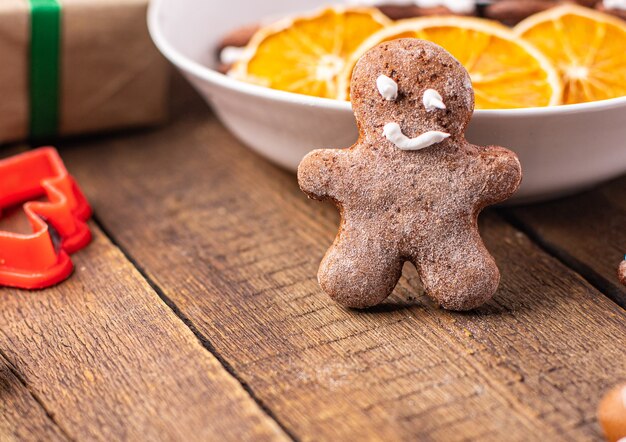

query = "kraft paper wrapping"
[0,0,169,143]
[0,1,29,141]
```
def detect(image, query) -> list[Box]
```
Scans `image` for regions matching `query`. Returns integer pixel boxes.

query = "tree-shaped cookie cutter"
[0,147,92,289]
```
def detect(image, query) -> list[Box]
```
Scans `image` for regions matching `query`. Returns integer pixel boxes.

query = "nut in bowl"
[148,0,626,203]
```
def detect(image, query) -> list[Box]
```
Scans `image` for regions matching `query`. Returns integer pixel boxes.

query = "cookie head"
[350,39,475,146]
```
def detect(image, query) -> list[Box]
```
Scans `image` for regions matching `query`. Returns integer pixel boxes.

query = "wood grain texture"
[0,222,287,441]
[508,176,626,307]
[58,81,626,441]
[0,357,67,441]
[0,147,69,441]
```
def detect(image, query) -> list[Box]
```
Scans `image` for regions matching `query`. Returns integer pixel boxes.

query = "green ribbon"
[28,0,61,138]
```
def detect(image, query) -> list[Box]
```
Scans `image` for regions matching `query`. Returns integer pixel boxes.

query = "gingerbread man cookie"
[619,258,626,286]
[298,39,522,311]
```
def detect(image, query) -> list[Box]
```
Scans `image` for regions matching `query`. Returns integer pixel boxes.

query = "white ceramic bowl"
[148,0,626,202]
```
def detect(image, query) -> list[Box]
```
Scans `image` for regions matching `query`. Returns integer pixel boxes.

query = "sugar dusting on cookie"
[376,75,398,101]
[619,258,626,285]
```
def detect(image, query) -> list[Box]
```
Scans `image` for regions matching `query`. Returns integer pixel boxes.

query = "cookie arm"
[472,145,522,205]
[297,149,346,201]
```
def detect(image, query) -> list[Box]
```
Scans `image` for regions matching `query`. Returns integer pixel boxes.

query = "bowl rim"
[148,0,626,117]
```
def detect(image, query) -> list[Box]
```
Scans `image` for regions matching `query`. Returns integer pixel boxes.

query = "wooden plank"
[507,176,626,307]
[0,357,67,441]
[0,220,287,440]
[0,146,68,441]
[59,82,626,441]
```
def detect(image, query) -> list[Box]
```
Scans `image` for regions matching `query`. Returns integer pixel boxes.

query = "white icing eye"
[376,75,398,101]
[423,89,446,111]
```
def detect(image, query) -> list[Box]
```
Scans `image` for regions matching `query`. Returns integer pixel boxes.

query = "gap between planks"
[0,145,71,441]
[56,113,620,438]
[0,202,287,440]
[54,79,624,438]
[500,210,626,310]
[11,77,624,440]
[0,348,71,441]
[90,213,299,442]
[1,138,295,440]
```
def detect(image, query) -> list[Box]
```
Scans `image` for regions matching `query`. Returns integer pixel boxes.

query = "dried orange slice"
[230,7,391,99]
[338,16,562,109]
[514,4,626,104]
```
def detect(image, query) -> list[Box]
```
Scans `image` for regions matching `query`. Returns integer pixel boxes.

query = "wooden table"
[1,78,625,441]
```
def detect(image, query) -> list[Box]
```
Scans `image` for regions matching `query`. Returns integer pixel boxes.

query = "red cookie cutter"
[0,147,92,289]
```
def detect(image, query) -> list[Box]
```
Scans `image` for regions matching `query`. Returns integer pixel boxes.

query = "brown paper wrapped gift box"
[0,0,169,143]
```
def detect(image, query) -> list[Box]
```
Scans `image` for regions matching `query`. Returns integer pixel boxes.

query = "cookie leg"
[415,227,500,311]
[318,233,403,309]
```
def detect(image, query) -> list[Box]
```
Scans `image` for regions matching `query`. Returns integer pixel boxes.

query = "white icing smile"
[383,123,450,151]
[376,75,398,101]
[423,89,446,111]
